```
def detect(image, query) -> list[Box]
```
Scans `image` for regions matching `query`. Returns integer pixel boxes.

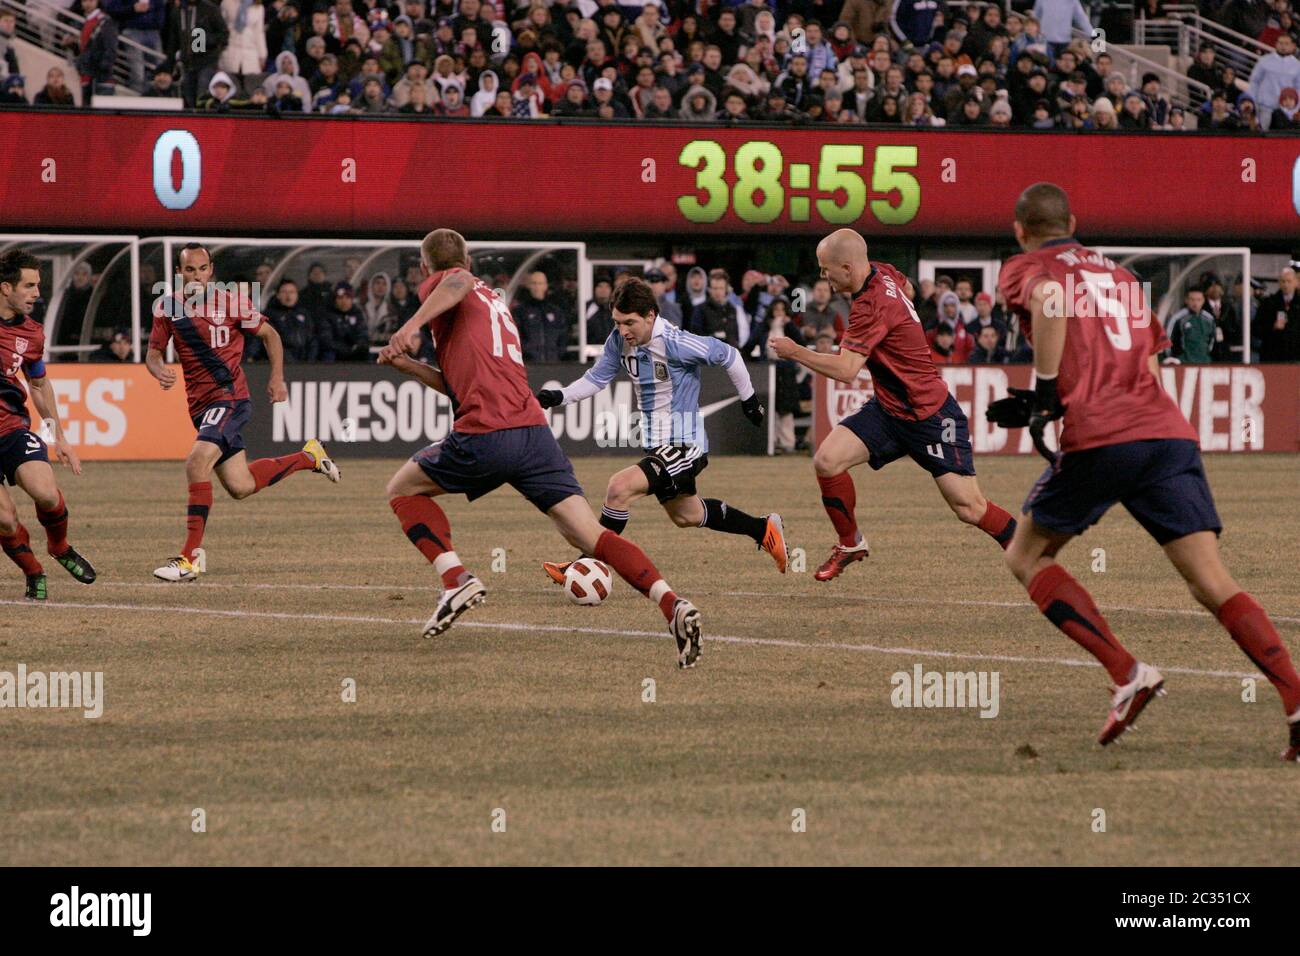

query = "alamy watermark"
[152,278,263,319]
[0,664,103,718]
[891,665,1000,718]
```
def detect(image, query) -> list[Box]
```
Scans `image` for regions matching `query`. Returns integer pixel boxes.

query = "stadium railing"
[0,0,165,95]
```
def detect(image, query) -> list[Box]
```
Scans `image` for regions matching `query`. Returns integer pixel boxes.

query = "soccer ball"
[564,559,613,606]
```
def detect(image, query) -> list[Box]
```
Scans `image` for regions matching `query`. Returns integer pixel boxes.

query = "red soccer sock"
[1218,591,1300,716]
[248,451,314,493]
[593,529,677,620]
[182,481,213,562]
[977,501,1017,550]
[36,492,69,557]
[817,471,860,547]
[1028,563,1136,684]
[390,495,466,589]
[1,523,43,575]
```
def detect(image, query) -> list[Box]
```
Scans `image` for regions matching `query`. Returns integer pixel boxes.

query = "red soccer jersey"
[999,238,1197,453]
[419,268,546,433]
[0,314,46,437]
[839,262,950,421]
[149,288,264,419]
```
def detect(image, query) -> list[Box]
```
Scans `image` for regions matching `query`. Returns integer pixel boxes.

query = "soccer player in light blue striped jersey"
[537,277,788,582]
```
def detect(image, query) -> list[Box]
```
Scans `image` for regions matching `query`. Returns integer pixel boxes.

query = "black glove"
[741,394,765,427]
[535,389,562,409]
[985,387,1036,428]
[1029,376,1064,426]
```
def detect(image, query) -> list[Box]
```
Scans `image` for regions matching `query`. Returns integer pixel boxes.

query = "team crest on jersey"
[654,361,668,382]
[14,338,28,354]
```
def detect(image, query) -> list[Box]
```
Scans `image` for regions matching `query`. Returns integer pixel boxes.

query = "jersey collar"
[1039,236,1079,249]
[649,313,669,340]
[852,266,877,300]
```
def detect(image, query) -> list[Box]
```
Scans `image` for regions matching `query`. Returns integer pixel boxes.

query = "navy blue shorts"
[841,394,975,477]
[1024,438,1222,544]
[414,424,584,513]
[192,399,252,465]
[0,428,49,485]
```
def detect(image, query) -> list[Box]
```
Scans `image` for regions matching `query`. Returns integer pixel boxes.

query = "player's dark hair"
[0,250,40,289]
[422,228,469,271]
[177,242,212,268]
[1014,182,1072,238]
[611,276,658,318]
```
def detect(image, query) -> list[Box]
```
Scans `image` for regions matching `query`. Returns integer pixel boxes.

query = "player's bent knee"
[812,449,841,477]
[669,509,696,528]
[0,512,16,535]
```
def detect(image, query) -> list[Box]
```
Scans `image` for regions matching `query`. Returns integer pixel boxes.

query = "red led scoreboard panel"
[3,112,1299,238]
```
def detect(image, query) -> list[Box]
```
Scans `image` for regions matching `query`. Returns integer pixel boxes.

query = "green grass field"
[1,453,1297,866]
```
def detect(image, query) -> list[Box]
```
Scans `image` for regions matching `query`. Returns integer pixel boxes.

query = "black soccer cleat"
[53,545,96,584]
[1283,714,1300,763]
[24,573,46,601]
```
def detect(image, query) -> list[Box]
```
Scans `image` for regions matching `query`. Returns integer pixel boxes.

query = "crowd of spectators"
[1,0,1299,131]
[59,251,1298,367]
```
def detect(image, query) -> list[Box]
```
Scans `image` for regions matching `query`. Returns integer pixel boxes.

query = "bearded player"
[992,183,1300,757]
[146,243,340,582]
[769,229,1018,581]
[382,230,703,667]
[0,250,96,599]
[534,276,787,584]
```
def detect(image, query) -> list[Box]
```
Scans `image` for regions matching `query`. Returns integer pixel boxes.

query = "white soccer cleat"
[422,576,487,637]
[154,555,200,583]
[1098,661,1165,745]
[303,439,341,483]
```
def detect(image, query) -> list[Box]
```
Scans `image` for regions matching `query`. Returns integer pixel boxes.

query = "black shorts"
[192,399,252,465]
[0,428,49,485]
[637,444,709,504]
[1024,438,1222,544]
[840,394,976,477]
[414,424,584,514]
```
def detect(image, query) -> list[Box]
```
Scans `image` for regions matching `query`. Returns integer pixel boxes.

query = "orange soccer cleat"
[813,540,869,581]
[542,560,572,585]
[759,514,789,573]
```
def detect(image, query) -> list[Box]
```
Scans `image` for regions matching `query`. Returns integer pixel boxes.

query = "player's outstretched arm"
[378,345,447,394]
[538,330,621,408]
[390,269,475,355]
[28,374,80,475]
[255,322,288,403]
[768,335,867,384]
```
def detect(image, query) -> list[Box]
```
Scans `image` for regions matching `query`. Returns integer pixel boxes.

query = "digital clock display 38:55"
[677,140,921,227]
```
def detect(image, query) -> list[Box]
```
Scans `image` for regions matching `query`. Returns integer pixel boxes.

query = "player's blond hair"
[422,229,469,272]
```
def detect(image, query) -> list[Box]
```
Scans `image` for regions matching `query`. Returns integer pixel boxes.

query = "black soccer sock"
[599,506,630,535]
[700,498,767,542]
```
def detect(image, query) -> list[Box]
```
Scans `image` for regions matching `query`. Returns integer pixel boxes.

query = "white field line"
[0,597,1262,681]
[82,579,1300,625]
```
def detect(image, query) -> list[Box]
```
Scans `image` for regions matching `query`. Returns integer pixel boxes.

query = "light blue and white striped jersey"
[577,316,741,454]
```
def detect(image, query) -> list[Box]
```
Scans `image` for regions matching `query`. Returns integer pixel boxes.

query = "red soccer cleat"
[542,561,572,585]
[813,540,869,581]
[1098,662,1165,746]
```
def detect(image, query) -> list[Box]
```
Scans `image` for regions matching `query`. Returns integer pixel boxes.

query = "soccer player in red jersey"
[994,183,1300,757]
[145,243,340,582]
[382,229,703,667]
[0,250,96,599]
[769,229,1018,581]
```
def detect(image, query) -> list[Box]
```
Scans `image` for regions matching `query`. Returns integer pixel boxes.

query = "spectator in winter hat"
[1270,86,1300,129]
[434,81,469,115]
[551,78,594,116]
[1119,91,1150,129]
[480,88,513,116]
[989,98,1013,126]
[1236,91,1262,131]
[1091,95,1118,129]
[263,50,312,112]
